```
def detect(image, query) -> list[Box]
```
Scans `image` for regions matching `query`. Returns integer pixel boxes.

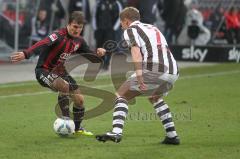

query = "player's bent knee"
[62,84,70,94]
[52,79,70,94]
[57,83,69,94]
[69,83,79,92]
[73,94,84,106]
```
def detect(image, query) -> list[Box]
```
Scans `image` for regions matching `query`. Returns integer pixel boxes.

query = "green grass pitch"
[0,63,240,159]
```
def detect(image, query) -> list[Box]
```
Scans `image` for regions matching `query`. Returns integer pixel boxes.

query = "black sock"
[58,95,70,117]
[73,106,85,131]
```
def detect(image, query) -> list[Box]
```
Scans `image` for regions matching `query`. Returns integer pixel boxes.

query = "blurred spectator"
[68,0,91,36]
[207,4,227,43]
[208,5,225,31]
[30,8,49,46]
[114,0,125,52]
[224,7,240,44]
[125,0,158,24]
[137,0,158,24]
[201,6,213,23]
[0,1,31,48]
[92,0,122,70]
[158,0,187,44]
[119,0,128,7]
[68,0,91,24]
[238,7,240,20]
[40,0,65,31]
[127,0,138,7]
[177,8,211,45]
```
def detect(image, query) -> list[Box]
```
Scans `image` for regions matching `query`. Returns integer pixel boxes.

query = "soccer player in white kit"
[96,7,180,145]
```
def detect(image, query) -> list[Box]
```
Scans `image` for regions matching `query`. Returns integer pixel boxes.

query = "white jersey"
[124,21,178,75]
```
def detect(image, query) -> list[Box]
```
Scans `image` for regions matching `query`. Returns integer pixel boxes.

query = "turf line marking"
[0,82,36,88]
[0,85,112,99]
[179,70,240,80]
[0,91,51,98]
[1,70,239,88]
[0,70,239,99]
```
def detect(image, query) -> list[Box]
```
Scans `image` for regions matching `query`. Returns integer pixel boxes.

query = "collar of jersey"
[129,21,141,27]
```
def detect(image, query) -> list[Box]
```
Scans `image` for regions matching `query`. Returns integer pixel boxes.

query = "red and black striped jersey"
[23,27,96,70]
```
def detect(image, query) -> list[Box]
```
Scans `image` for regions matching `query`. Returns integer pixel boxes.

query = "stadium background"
[0,0,240,159]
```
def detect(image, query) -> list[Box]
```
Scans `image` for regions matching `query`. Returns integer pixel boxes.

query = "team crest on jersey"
[49,33,58,42]
[74,44,79,51]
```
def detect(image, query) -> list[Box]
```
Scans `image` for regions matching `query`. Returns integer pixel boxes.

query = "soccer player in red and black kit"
[10,11,106,136]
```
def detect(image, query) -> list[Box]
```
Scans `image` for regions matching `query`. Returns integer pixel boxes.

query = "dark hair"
[119,7,140,21]
[68,11,84,24]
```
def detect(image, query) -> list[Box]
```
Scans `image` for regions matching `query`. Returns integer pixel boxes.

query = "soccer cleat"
[96,132,122,143]
[161,136,180,145]
[74,127,94,136]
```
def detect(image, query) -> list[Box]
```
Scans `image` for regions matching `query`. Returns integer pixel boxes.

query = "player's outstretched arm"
[10,52,25,62]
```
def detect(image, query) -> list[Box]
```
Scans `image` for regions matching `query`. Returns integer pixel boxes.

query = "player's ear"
[126,19,131,26]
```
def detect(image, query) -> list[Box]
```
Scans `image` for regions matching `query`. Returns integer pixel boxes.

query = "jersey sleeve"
[23,32,60,59]
[76,39,102,63]
[77,39,94,54]
[123,28,140,48]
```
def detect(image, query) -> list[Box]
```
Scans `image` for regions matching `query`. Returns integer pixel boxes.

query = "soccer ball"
[53,117,75,136]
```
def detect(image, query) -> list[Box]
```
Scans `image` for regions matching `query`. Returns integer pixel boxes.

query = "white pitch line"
[0,84,112,99]
[0,82,36,88]
[0,91,51,98]
[179,70,240,80]
[0,70,239,99]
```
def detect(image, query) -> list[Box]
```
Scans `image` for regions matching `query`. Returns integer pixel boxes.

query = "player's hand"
[10,52,25,62]
[96,48,106,57]
[136,73,147,91]
[137,76,147,91]
[139,81,147,91]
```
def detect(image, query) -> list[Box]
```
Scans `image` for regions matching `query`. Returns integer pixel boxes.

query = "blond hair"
[119,7,140,21]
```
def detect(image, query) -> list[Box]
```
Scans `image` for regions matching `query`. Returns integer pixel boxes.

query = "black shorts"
[35,68,78,91]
